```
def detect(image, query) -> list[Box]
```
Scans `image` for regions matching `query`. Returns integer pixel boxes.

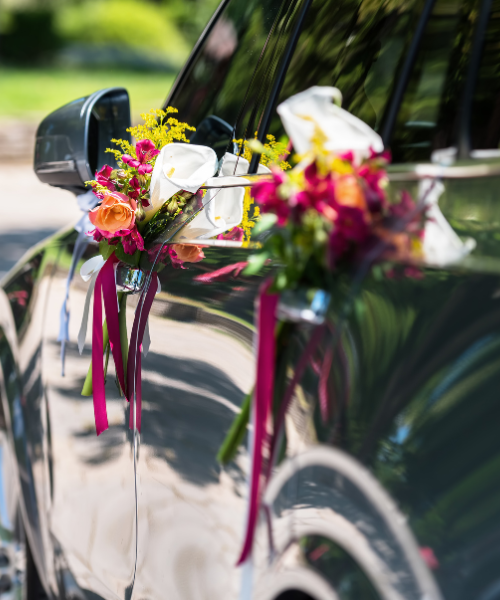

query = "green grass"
[0,67,176,122]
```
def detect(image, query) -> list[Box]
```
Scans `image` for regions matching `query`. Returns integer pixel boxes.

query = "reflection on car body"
[2,0,500,598]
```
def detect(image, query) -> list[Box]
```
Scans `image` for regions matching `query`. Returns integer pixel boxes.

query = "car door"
[40,229,138,600]
[130,0,500,598]
[129,0,312,598]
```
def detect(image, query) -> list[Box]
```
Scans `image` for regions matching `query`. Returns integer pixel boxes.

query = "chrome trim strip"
[388,161,500,180]
[200,161,500,188]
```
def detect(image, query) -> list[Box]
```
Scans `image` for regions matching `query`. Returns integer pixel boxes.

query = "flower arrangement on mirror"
[209,86,476,566]
[72,107,290,437]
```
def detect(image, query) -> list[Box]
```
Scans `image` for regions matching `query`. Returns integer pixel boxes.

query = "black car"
[1,0,500,597]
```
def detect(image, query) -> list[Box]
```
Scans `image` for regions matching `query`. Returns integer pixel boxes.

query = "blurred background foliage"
[0,0,220,121]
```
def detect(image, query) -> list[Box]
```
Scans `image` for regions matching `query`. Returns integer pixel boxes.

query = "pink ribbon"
[91,255,158,436]
[237,288,327,564]
[92,254,126,435]
[127,272,158,432]
[92,265,108,435]
[237,280,279,565]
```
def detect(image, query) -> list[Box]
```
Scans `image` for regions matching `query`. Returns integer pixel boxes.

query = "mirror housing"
[34,87,131,194]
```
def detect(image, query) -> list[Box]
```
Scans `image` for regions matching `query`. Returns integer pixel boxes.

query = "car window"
[269,0,479,164]
[268,0,427,140]
[469,0,500,151]
[390,0,478,162]
[167,0,309,164]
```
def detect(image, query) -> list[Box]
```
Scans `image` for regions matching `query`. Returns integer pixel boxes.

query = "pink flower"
[128,176,141,200]
[358,167,387,213]
[420,547,439,570]
[217,226,244,242]
[338,151,355,163]
[121,139,160,174]
[95,164,116,191]
[252,169,289,225]
[328,205,370,264]
[389,190,425,237]
[168,246,185,269]
[294,162,336,217]
[121,227,144,255]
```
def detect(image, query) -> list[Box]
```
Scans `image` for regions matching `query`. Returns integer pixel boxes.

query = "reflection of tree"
[321,268,500,596]
[269,0,425,138]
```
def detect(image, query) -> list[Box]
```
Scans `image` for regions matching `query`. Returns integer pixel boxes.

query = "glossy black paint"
[4,0,500,597]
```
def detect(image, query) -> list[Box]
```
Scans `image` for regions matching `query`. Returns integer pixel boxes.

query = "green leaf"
[99,239,116,260]
[114,244,141,267]
[243,251,269,276]
[252,213,278,236]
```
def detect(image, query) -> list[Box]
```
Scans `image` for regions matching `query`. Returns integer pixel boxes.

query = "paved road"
[0,163,82,278]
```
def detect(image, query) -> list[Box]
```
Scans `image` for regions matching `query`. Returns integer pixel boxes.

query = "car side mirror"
[34,87,131,194]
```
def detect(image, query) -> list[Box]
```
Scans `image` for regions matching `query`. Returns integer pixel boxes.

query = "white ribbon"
[58,189,100,375]
[77,256,105,355]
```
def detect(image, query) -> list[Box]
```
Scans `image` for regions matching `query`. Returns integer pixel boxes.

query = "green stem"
[81,320,109,396]
[216,321,288,464]
[104,341,110,383]
[217,389,252,465]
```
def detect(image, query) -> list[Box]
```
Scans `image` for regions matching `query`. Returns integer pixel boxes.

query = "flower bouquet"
[210,86,475,565]
[74,108,289,436]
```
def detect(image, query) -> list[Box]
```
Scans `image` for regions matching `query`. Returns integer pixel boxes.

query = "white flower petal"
[422,179,476,266]
[146,143,218,222]
[219,152,271,176]
[277,86,383,158]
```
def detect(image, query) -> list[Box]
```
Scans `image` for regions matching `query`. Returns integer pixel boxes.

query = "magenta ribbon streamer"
[92,255,127,435]
[102,255,127,396]
[266,324,325,481]
[237,281,279,566]
[127,272,158,432]
[237,296,327,564]
[92,255,125,435]
[92,266,108,435]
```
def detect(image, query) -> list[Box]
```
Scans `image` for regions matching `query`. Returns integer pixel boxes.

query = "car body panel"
[5,0,500,596]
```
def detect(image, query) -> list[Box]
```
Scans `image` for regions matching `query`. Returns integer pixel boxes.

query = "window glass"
[167,0,308,162]
[470,0,500,150]
[269,0,426,137]
[391,0,478,162]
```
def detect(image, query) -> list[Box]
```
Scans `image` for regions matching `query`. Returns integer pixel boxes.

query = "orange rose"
[89,191,137,234]
[173,244,205,263]
[335,176,367,211]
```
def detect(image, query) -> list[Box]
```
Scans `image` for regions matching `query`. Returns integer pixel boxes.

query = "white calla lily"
[421,180,476,266]
[146,142,218,222]
[177,152,271,240]
[219,152,271,176]
[277,86,383,159]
